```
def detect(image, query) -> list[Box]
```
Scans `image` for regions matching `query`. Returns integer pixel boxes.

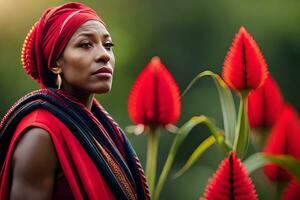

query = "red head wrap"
[21,2,105,88]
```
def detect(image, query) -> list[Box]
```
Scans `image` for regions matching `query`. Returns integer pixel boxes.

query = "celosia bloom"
[201,152,258,200]
[248,75,285,129]
[128,56,181,127]
[282,179,300,200]
[222,26,268,91]
[263,105,300,181]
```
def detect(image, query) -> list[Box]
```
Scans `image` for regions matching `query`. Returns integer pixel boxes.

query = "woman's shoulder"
[12,127,57,168]
[16,108,61,134]
[10,109,60,191]
[11,108,61,159]
[10,125,59,199]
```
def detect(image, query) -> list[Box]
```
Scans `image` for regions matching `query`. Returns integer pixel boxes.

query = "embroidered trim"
[92,137,137,200]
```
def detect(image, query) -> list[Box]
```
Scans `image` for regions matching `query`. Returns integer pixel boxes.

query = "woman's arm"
[10,127,58,200]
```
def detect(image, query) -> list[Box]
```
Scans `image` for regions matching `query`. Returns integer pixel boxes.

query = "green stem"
[153,137,177,200]
[146,127,159,196]
[233,91,250,158]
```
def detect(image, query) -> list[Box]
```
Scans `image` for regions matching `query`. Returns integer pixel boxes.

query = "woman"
[0,2,149,200]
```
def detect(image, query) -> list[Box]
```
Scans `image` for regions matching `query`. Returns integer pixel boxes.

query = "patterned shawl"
[0,88,150,200]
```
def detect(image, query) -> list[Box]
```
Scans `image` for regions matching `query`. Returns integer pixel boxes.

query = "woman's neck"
[60,85,94,111]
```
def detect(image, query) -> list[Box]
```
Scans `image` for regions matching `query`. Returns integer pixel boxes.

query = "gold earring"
[56,73,62,90]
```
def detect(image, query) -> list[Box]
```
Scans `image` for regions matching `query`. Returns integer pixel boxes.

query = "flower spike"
[248,75,285,129]
[222,26,268,91]
[202,151,258,200]
[263,105,300,181]
[128,56,181,127]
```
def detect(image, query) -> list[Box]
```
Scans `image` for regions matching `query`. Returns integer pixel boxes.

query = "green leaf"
[213,74,236,146]
[233,93,250,159]
[244,153,300,182]
[173,135,216,178]
[243,153,267,173]
[154,116,230,200]
[153,116,208,200]
[181,70,236,147]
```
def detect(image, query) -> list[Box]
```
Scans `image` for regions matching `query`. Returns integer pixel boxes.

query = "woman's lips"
[92,67,113,78]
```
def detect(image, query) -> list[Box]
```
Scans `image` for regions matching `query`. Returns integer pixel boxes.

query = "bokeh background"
[0,0,299,199]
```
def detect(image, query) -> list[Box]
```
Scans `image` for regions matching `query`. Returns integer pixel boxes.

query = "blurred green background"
[0,0,299,199]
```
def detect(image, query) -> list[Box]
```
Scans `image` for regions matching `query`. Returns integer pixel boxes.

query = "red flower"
[247,75,285,129]
[263,105,300,181]
[201,152,258,200]
[222,26,268,91]
[128,56,181,127]
[282,179,300,200]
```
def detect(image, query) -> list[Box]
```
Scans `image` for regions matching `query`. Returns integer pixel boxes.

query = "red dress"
[0,109,116,199]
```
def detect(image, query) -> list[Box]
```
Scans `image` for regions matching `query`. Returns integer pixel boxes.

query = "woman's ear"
[51,60,63,74]
[51,66,62,74]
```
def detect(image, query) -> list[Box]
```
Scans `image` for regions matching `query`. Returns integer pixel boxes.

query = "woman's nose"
[95,45,110,63]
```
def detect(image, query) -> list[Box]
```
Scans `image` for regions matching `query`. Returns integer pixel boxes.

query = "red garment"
[0,109,115,199]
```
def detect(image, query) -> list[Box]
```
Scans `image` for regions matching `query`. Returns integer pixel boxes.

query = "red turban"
[21,2,105,88]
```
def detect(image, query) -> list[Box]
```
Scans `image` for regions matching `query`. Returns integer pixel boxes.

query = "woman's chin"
[93,84,112,94]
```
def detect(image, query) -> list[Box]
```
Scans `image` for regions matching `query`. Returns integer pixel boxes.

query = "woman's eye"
[103,42,114,50]
[80,42,92,49]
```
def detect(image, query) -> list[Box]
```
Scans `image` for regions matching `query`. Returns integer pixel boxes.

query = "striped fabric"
[0,88,149,200]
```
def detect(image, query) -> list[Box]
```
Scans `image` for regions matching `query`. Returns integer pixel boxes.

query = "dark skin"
[10,20,115,199]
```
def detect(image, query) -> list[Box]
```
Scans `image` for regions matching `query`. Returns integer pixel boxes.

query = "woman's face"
[57,20,115,94]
